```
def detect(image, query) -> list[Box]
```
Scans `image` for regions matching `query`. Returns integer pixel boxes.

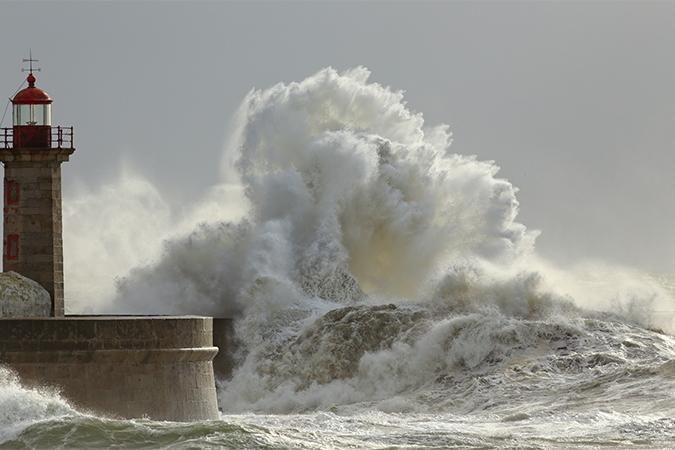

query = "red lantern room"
[11,72,53,148]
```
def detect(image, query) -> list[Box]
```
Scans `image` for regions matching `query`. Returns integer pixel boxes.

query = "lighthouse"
[0,55,225,422]
[0,57,74,317]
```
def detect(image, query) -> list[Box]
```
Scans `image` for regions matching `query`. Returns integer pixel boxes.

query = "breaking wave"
[103,66,537,314]
[62,67,674,415]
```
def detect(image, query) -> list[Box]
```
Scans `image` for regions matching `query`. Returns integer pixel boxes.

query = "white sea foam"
[90,67,536,314]
[55,67,675,419]
[0,366,77,443]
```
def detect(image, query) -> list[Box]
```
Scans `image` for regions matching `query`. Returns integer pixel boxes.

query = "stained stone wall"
[0,316,219,422]
[1,147,75,317]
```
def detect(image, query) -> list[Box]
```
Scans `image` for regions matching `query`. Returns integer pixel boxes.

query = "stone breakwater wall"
[212,318,241,381]
[0,316,219,422]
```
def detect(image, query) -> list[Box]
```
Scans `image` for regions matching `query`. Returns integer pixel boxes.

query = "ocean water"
[3,67,675,449]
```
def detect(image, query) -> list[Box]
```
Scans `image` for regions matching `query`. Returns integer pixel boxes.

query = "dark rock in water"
[0,271,51,317]
[280,304,428,387]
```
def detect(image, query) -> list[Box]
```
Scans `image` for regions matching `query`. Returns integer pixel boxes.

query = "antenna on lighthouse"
[21,50,41,75]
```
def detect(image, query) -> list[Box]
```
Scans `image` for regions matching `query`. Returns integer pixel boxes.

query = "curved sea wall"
[0,316,219,422]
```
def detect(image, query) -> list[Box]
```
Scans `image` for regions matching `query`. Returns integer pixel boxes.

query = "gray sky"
[2,1,674,272]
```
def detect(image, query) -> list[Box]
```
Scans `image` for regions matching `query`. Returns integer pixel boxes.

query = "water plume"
[73,66,535,318]
[59,67,673,414]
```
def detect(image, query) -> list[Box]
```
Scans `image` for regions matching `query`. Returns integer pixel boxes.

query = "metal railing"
[1,128,9,148]
[53,126,74,148]
[0,126,74,149]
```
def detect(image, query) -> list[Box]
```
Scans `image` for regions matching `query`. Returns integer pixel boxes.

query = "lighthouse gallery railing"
[0,126,74,149]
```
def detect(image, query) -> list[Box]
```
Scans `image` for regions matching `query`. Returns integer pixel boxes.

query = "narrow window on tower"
[7,235,18,260]
[7,180,18,204]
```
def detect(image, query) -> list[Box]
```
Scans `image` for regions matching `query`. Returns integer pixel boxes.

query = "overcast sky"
[1,1,674,273]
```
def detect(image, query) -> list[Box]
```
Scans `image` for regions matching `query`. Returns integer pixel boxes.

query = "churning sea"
[4,67,675,449]
[3,283,675,450]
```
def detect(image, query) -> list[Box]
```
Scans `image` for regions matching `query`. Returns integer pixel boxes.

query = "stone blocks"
[0,316,220,422]
[1,147,75,317]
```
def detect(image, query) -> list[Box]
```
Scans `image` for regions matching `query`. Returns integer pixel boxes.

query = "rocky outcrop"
[0,271,51,317]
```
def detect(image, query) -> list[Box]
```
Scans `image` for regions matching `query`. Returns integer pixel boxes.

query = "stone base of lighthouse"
[1,147,75,318]
[0,316,220,422]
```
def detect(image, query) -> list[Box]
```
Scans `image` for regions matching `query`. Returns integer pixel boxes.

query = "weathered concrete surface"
[0,316,219,422]
[0,271,51,318]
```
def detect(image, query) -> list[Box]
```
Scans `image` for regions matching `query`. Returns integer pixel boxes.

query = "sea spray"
[63,169,173,313]
[63,168,245,314]
[58,67,675,417]
[105,67,536,312]
[0,366,76,443]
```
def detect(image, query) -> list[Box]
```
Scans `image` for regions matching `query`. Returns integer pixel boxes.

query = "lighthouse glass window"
[13,104,51,126]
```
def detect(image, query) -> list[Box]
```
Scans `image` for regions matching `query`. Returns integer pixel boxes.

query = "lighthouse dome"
[12,74,52,105]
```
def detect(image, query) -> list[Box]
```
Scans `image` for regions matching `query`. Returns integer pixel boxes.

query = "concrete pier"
[0,316,220,422]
